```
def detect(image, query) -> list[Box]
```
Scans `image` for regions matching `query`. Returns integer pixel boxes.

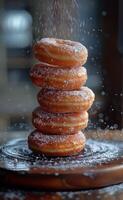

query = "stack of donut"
[28,38,95,156]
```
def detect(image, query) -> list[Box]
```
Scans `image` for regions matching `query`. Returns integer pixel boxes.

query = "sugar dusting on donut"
[30,63,87,90]
[30,131,84,145]
[30,63,87,77]
[34,38,88,67]
[38,38,87,54]
[33,108,65,119]
[38,38,57,45]
[40,87,95,101]
[33,107,88,121]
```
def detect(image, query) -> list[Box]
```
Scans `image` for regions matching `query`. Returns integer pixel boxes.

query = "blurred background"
[0,0,122,138]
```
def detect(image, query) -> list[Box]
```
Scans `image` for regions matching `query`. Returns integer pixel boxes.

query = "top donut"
[33,38,88,68]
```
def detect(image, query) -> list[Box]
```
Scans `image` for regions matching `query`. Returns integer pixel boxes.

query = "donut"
[37,87,95,113]
[33,38,88,68]
[30,63,87,90]
[32,107,88,135]
[28,130,86,156]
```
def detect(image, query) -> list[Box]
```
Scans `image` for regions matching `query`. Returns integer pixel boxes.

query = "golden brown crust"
[38,87,95,113]
[32,107,88,134]
[28,130,86,156]
[33,38,88,68]
[30,63,87,90]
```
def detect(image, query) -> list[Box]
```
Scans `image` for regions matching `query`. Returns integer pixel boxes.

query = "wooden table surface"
[0,130,123,200]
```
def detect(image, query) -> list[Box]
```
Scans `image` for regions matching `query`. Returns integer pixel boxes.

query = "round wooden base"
[0,138,123,190]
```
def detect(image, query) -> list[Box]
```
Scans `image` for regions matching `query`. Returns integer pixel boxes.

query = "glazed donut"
[28,130,86,156]
[37,87,95,113]
[33,38,88,68]
[30,63,87,90]
[32,107,88,135]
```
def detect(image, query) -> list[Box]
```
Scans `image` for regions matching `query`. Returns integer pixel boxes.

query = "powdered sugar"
[30,63,87,77]
[37,38,87,54]
[30,63,87,89]
[39,86,95,101]
[29,130,83,145]
[1,183,123,200]
[33,107,87,121]
[0,139,120,171]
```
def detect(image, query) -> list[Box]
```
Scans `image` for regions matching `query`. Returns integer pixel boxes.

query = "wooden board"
[1,183,123,200]
[1,138,123,190]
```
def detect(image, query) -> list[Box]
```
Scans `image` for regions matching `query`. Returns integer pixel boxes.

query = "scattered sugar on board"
[1,183,123,200]
[0,139,120,173]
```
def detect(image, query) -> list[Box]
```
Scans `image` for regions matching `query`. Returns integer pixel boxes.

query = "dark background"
[0,0,122,134]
